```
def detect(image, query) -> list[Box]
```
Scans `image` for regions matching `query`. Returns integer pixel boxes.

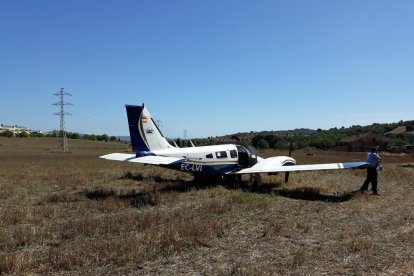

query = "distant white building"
[0,124,33,135]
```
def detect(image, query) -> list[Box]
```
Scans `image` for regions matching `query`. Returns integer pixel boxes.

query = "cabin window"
[215,151,228,159]
[230,150,237,158]
[206,153,213,159]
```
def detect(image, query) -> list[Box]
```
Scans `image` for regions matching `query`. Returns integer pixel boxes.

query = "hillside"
[193,120,414,150]
[0,137,413,274]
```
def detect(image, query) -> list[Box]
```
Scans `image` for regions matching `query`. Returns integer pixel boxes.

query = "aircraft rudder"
[125,104,150,153]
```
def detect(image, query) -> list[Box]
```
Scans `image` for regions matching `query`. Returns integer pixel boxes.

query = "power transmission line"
[53,88,72,152]
[155,120,163,132]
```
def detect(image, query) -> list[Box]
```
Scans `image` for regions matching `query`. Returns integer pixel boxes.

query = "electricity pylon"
[53,88,72,152]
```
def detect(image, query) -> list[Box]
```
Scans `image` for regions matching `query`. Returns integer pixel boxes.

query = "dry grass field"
[0,137,413,275]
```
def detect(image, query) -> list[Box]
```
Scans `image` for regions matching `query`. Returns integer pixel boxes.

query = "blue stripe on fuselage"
[161,160,237,176]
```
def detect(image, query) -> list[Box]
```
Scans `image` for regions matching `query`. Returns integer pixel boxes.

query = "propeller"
[285,140,293,183]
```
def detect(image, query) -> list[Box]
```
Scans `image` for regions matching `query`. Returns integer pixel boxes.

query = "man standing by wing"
[360,146,382,195]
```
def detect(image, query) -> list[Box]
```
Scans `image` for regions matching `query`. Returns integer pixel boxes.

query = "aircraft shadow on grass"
[84,187,160,208]
[85,172,359,206]
[254,186,359,203]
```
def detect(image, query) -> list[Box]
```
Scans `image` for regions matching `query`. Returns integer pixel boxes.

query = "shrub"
[30,132,44,137]
[17,132,29,138]
[70,133,80,139]
[257,139,269,149]
[0,130,13,137]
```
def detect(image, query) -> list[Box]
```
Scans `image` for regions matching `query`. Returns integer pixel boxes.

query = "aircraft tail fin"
[125,104,173,154]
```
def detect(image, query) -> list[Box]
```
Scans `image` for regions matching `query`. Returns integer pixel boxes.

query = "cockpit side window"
[206,153,213,159]
[215,151,228,159]
[230,150,237,158]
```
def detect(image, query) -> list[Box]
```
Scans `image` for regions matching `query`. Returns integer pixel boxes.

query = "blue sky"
[1,0,413,138]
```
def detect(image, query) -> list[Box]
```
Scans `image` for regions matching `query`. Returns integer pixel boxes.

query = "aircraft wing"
[100,153,185,165]
[236,161,368,174]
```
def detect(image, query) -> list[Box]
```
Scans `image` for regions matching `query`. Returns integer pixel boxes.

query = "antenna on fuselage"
[172,140,179,148]
[183,128,195,147]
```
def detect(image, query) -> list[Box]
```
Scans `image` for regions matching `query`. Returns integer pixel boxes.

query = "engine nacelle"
[253,156,296,172]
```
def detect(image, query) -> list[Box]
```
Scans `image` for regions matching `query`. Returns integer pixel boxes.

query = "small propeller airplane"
[100,103,368,184]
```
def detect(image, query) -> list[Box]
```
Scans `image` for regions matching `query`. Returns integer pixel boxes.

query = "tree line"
[192,120,414,150]
[0,130,120,142]
[2,120,414,150]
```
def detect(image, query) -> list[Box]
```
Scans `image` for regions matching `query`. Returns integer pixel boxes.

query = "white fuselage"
[152,144,240,164]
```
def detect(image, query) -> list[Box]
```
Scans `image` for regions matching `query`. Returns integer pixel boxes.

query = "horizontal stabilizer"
[100,153,184,165]
[100,153,136,161]
[236,162,368,174]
